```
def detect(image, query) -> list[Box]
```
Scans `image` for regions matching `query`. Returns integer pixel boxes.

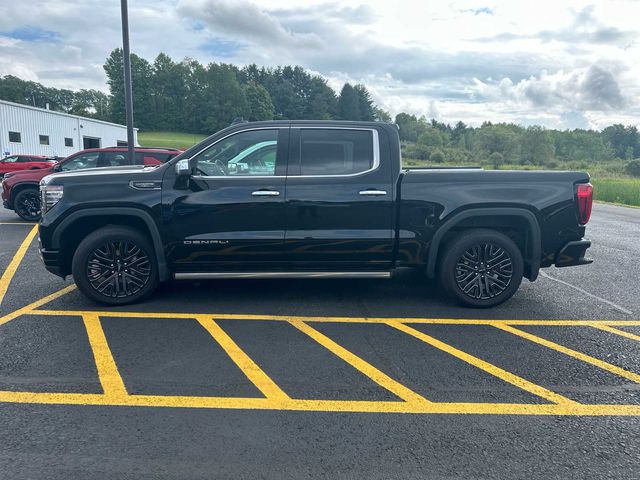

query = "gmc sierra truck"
[38,121,593,307]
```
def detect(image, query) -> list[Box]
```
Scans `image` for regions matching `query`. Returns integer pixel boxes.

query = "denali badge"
[183,240,230,245]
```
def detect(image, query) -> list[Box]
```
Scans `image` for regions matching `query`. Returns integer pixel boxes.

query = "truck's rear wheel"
[439,229,523,308]
[72,226,158,305]
[14,188,41,221]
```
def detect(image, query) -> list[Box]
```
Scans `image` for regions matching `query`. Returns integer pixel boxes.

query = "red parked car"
[0,155,57,177]
[1,146,182,221]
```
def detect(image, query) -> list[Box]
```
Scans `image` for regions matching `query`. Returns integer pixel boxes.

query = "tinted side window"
[193,129,279,176]
[299,129,374,176]
[60,152,100,171]
[100,151,130,167]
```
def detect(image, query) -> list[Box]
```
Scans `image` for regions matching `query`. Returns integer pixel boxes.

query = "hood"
[3,166,54,179]
[41,164,159,185]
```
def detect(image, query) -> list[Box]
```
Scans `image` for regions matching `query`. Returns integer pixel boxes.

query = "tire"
[72,226,159,305]
[14,188,41,221]
[438,229,524,308]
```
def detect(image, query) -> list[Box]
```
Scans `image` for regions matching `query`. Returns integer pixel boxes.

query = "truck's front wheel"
[72,226,159,305]
[439,229,523,308]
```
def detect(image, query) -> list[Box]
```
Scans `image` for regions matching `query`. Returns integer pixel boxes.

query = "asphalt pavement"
[0,202,638,479]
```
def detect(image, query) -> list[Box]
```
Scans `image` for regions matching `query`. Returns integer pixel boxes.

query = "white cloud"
[0,0,638,129]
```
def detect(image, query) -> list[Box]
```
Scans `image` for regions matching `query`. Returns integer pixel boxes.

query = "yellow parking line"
[0,224,38,306]
[495,324,640,383]
[289,319,430,404]
[82,313,128,397]
[592,324,640,342]
[22,310,640,327]
[387,320,576,406]
[0,390,637,415]
[196,315,289,400]
[0,284,76,327]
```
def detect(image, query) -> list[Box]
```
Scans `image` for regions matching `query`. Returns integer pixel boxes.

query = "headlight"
[40,185,63,214]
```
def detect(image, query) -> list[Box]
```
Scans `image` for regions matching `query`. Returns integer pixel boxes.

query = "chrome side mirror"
[175,158,191,176]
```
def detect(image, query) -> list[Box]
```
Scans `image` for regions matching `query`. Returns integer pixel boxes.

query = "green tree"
[373,107,391,122]
[521,126,554,165]
[354,84,375,121]
[201,63,248,133]
[337,83,360,120]
[245,82,274,121]
[626,160,640,177]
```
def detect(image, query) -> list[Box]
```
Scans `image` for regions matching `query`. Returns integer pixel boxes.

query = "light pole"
[120,0,135,164]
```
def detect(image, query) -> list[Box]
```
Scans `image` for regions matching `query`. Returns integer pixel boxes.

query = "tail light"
[575,183,593,225]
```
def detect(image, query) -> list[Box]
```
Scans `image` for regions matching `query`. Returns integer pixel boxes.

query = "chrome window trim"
[291,127,380,179]
[190,126,381,180]
[190,127,284,180]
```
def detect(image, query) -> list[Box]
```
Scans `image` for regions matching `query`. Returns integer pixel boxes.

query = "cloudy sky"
[1,0,639,129]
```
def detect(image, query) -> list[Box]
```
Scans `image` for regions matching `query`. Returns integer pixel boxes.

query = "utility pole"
[120,0,135,164]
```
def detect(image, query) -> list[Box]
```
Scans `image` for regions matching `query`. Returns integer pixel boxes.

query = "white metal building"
[0,99,137,158]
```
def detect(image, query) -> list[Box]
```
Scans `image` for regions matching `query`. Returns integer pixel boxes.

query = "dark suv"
[1,147,181,220]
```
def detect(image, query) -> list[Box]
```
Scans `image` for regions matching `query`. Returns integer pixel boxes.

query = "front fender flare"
[51,207,169,281]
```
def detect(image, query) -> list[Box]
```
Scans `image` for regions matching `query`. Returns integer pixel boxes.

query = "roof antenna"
[231,117,248,125]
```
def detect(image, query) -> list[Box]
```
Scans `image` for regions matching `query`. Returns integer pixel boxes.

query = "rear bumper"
[39,247,64,278]
[554,239,593,267]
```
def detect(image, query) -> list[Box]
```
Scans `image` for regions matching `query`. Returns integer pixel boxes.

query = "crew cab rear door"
[283,126,394,269]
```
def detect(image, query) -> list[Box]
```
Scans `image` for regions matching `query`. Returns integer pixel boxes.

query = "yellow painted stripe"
[24,309,640,327]
[195,315,289,400]
[591,324,640,342]
[0,225,38,306]
[0,390,637,416]
[495,324,640,383]
[387,320,576,405]
[289,319,430,404]
[82,313,128,397]
[0,284,76,327]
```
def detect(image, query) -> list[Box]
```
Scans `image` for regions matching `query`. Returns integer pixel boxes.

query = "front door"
[283,127,395,270]
[164,127,288,271]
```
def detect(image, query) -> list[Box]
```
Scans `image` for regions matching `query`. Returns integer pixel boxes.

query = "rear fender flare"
[425,207,541,281]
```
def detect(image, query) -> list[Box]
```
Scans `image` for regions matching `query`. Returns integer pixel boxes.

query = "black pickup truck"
[38,120,593,307]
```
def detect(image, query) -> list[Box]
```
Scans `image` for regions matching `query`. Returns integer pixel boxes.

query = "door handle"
[252,190,280,196]
[359,189,387,196]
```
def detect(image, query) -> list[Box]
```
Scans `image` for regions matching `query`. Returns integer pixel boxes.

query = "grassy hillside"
[138,131,207,150]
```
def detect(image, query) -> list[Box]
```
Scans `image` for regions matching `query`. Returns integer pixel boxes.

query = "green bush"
[489,151,504,169]
[429,149,445,163]
[625,160,640,177]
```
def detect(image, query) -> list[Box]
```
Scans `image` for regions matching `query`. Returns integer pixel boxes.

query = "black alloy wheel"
[72,225,159,305]
[454,243,513,300]
[86,240,151,298]
[439,229,523,308]
[14,189,41,221]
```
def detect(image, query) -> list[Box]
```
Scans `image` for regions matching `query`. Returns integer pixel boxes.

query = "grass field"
[591,177,640,207]
[138,131,206,149]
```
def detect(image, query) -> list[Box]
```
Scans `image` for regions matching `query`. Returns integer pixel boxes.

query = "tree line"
[1,49,640,176]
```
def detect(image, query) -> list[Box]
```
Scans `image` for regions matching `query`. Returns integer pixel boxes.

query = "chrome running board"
[174,271,391,280]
